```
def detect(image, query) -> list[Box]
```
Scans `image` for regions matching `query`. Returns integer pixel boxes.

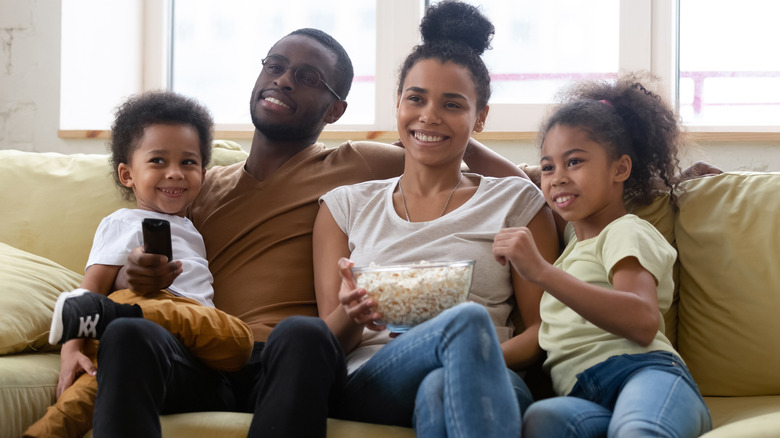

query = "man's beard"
[250,98,329,143]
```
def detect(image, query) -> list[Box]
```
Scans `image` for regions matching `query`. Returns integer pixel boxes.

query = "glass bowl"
[350,260,475,333]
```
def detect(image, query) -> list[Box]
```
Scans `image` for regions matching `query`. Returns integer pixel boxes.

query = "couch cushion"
[629,194,679,348]
[675,172,780,396]
[0,150,134,273]
[81,414,416,438]
[0,353,60,438]
[0,243,81,355]
[700,411,780,438]
[703,395,780,431]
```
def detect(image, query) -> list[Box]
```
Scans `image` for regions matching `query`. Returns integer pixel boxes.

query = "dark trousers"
[93,316,347,438]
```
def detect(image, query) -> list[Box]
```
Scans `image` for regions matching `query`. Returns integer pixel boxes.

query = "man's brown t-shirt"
[189,141,404,341]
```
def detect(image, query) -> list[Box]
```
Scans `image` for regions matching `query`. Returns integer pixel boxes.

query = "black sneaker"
[49,288,142,344]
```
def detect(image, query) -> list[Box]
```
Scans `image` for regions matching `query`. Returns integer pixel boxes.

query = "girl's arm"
[493,229,660,346]
[312,203,379,353]
[500,206,559,369]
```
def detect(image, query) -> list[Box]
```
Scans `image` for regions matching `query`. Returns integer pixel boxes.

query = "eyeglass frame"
[260,56,342,101]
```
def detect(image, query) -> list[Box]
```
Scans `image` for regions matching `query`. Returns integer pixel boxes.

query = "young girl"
[313,1,558,437]
[492,74,712,437]
[25,91,253,438]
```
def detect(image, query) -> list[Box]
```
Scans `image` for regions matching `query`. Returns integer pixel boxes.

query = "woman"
[313,1,558,436]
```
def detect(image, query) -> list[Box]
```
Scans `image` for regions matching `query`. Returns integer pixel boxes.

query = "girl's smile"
[540,124,630,240]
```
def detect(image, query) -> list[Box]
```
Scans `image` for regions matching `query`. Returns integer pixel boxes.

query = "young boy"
[24,91,253,438]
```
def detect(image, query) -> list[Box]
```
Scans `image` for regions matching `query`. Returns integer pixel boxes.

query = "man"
[85,28,524,437]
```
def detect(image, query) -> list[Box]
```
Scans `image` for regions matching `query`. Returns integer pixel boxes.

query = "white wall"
[1,0,778,171]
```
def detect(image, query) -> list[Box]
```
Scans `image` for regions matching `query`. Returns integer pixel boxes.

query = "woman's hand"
[57,339,95,397]
[492,227,551,284]
[337,258,386,332]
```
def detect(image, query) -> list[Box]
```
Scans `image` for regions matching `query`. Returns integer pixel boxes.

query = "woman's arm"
[493,229,660,346]
[462,138,530,179]
[500,206,558,370]
[313,203,378,353]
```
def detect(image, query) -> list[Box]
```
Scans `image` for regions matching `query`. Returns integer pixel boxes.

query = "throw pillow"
[0,243,82,355]
[675,172,780,396]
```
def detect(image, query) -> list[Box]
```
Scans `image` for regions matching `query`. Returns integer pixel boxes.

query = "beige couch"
[1,142,778,437]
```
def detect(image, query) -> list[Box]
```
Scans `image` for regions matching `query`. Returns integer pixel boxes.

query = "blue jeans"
[332,302,525,438]
[523,351,712,438]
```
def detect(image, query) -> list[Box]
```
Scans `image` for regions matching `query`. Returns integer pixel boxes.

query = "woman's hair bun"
[419,1,494,56]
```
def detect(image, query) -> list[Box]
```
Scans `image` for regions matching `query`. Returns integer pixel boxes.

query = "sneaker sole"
[49,288,92,345]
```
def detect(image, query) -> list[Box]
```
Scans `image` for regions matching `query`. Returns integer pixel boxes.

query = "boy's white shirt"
[86,208,214,307]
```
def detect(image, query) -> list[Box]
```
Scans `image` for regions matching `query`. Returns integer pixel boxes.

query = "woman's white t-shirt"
[321,174,546,372]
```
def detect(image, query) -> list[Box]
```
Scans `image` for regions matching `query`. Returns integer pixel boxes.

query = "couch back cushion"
[630,194,679,348]
[675,172,780,396]
[0,141,247,274]
[0,150,132,273]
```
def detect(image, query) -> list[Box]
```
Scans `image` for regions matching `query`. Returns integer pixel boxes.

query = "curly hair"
[539,72,683,206]
[396,0,494,111]
[109,90,214,201]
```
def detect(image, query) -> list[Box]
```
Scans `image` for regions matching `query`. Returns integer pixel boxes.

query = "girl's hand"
[57,339,95,397]
[337,258,386,332]
[492,227,550,283]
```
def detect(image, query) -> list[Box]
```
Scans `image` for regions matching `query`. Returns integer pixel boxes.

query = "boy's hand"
[119,246,182,295]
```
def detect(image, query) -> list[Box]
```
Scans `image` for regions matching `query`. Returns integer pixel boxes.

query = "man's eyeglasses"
[261,56,341,101]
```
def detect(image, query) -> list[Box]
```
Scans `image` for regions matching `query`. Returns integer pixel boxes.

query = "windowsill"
[59,130,780,143]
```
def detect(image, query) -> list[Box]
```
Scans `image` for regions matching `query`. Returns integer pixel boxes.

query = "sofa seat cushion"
[0,353,60,438]
[0,243,81,355]
[675,172,780,396]
[81,414,415,437]
[702,395,780,437]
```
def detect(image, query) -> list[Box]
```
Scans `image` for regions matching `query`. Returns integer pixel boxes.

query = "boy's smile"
[118,124,206,217]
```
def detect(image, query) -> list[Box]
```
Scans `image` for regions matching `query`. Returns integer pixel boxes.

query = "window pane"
[171,0,376,126]
[680,0,780,126]
[451,0,619,104]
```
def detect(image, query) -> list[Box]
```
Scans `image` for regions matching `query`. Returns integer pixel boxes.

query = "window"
[450,0,623,131]
[171,0,378,127]
[60,0,779,135]
[679,0,780,128]
[168,0,636,132]
[460,0,620,104]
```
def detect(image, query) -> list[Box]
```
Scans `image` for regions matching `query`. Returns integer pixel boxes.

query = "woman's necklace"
[398,174,463,222]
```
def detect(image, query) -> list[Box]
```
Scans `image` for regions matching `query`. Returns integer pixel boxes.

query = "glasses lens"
[262,57,287,76]
[295,67,321,87]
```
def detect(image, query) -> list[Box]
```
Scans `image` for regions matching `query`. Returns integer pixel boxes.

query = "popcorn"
[352,260,475,331]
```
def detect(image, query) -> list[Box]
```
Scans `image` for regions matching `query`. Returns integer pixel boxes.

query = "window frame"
[58,0,780,141]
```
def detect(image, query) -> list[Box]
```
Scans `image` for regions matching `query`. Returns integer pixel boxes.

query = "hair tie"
[598,99,613,107]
